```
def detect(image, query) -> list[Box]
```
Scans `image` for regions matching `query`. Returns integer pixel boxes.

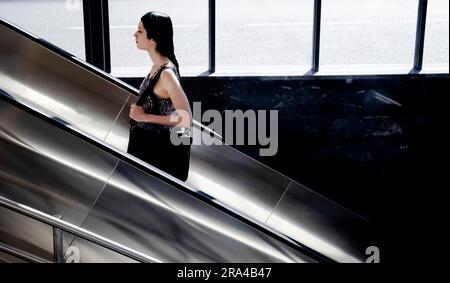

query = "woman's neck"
[148,50,170,68]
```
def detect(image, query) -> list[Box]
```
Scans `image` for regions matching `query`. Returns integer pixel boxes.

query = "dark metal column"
[208,0,216,73]
[312,0,322,72]
[413,0,428,71]
[53,215,64,263]
[83,0,111,73]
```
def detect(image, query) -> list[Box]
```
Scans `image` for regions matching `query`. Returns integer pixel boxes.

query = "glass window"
[0,0,85,60]
[109,0,208,77]
[422,0,449,71]
[321,0,419,68]
[217,0,313,73]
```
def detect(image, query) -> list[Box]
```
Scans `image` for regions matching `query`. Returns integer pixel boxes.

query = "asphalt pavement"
[0,0,448,76]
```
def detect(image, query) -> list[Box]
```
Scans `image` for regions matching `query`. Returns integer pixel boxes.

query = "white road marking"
[245,21,373,27]
[245,18,448,27]
[65,18,448,31]
[64,24,200,30]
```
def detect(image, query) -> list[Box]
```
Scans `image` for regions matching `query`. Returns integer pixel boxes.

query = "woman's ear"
[149,38,157,48]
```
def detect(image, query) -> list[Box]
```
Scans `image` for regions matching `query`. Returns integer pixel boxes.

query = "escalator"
[0,17,376,263]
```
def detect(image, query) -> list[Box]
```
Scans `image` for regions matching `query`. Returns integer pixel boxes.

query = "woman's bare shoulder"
[160,68,180,86]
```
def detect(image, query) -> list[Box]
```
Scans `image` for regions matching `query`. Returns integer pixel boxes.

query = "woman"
[128,11,192,181]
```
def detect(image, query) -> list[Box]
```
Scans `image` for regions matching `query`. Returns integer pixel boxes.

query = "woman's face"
[134,21,152,50]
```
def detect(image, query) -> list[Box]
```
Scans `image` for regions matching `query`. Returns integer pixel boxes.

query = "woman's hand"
[129,104,147,122]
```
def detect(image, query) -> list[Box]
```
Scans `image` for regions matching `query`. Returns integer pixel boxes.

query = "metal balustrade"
[0,195,160,263]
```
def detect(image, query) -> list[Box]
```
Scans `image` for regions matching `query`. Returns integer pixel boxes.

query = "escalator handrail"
[0,17,225,141]
[0,17,139,95]
[0,88,335,263]
[0,18,336,262]
[0,241,51,263]
[0,195,161,263]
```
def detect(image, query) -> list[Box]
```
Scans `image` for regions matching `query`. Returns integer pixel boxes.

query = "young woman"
[128,11,192,181]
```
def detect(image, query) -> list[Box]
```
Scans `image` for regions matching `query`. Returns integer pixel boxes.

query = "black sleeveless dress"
[127,65,191,181]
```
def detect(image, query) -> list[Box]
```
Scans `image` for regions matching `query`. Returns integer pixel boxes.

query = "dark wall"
[122,74,447,225]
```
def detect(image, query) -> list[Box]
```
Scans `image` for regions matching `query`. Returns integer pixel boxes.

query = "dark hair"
[141,11,180,77]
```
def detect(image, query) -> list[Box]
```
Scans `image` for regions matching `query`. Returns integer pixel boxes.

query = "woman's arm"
[129,69,193,128]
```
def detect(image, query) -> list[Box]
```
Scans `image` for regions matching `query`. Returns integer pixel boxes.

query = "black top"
[133,64,180,133]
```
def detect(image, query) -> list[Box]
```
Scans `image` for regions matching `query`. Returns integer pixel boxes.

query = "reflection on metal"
[0,22,129,141]
[187,143,291,223]
[0,241,50,263]
[0,195,160,263]
[0,98,313,262]
[0,18,376,262]
[78,161,313,262]
[266,181,377,262]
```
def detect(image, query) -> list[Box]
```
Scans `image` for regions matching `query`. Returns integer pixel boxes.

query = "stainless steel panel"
[0,251,28,263]
[1,22,293,225]
[0,206,53,261]
[104,95,134,152]
[0,99,118,257]
[107,94,291,223]
[0,99,118,221]
[0,23,130,140]
[0,96,314,262]
[266,181,374,263]
[0,203,79,259]
[1,20,376,262]
[79,161,314,263]
[186,141,291,223]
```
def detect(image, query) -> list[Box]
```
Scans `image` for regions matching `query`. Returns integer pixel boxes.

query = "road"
[1,0,448,75]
